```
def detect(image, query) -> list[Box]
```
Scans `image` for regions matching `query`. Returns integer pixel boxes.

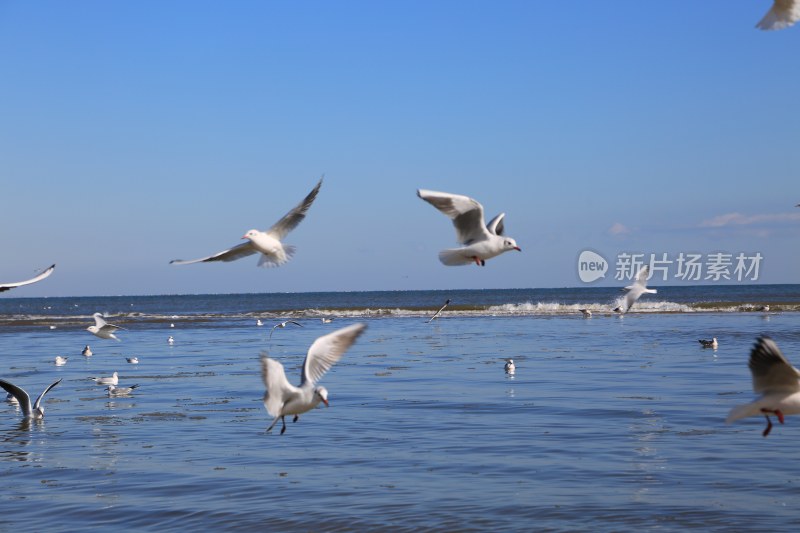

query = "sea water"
[1,287,799,531]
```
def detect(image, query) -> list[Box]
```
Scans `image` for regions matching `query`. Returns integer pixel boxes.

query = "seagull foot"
[293,415,299,423]
[761,413,773,437]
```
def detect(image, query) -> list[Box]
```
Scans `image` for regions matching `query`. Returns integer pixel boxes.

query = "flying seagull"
[269,320,303,340]
[427,299,451,323]
[613,266,657,314]
[417,189,521,267]
[261,323,367,435]
[87,313,126,341]
[0,378,62,419]
[579,309,592,318]
[727,336,800,437]
[170,178,322,268]
[756,0,800,30]
[0,264,55,293]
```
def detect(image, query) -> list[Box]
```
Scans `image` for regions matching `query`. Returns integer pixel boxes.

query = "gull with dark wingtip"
[0,378,62,420]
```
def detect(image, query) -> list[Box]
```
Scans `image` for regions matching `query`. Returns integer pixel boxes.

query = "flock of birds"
[2,175,800,437]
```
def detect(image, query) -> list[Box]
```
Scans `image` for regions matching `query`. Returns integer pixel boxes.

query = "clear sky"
[1,1,798,297]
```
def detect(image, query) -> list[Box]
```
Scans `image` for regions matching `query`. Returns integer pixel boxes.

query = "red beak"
[322,399,329,407]
[514,246,522,252]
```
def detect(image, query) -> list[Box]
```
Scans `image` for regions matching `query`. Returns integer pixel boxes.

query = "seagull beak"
[514,246,522,252]
[322,399,329,407]
[241,235,248,240]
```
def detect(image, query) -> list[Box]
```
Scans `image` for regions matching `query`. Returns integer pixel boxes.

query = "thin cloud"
[700,212,800,228]
[608,222,630,235]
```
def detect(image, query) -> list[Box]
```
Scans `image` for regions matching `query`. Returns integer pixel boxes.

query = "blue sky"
[1,1,798,297]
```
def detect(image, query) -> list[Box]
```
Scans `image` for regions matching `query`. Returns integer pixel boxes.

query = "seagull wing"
[301,323,367,387]
[749,336,800,394]
[756,0,800,30]
[260,354,301,417]
[0,264,56,293]
[170,241,258,265]
[634,265,650,287]
[266,178,323,241]
[417,189,491,245]
[33,379,62,411]
[288,321,303,328]
[486,213,505,236]
[94,313,125,331]
[0,380,32,416]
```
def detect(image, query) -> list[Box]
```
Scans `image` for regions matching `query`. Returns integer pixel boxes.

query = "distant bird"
[417,189,521,267]
[699,338,718,349]
[321,317,334,324]
[759,305,770,313]
[269,320,303,340]
[727,336,800,437]
[504,359,515,374]
[428,299,451,323]
[87,313,125,341]
[579,309,592,318]
[756,0,800,30]
[261,323,367,435]
[0,264,55,293]
[170,178,323,268]
[90,372,119,386]
[54,356,68,366]
[613,266,657,314]
[82,345,93,357]
[107,384,139,397]
[49,325,56,330]
[126,357,139,364]
[0,378,61,419]
[168,336,174,345]
[170,323,175,328]
[256,319,264,327]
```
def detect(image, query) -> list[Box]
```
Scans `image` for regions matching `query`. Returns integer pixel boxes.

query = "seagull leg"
[293,415,299,423]
[761,413,773,437]
[472,256,481,266]
[776,409,785,424]
[280,416,287,435]
[267,416,281,433]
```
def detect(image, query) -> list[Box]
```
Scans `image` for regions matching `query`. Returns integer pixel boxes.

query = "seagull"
[504,359,515,374]
[579,309,592,318]
[417,189,521,267]
[87,313,126,341]
[321,318,334,324]
[0,264,56,293]
[261,323,367,435]
[0,378,61,419]
[170,323,175,328]
[613,266,657,314]
[269,320,303,340]
[126,357,139,364]
[170,178,323,268]
[759,305,770,313]
[756,0,800,30]
[727,336,800,437]
[82,345,93,357]
[428,299,451,323]
[107,384,139,397]
[699,338,718,349]
[90,372,119,386]
[256,319,264,327]
[54,356,68,366]
[168,336,174,345]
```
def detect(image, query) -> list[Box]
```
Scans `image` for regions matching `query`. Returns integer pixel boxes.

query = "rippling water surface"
[2,290,800,531]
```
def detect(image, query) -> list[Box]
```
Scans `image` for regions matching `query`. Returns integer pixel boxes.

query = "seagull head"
[34,406,45,418]
[86,326,97,334]
[315,387,329,407]
[503,238,521,252]
[242,229,259,241]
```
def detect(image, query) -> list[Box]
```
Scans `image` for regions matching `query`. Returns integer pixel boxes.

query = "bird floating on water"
[504,359,515,374]
[699,338,718,349]
[82,345,93,357]
[0,378,61,420]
